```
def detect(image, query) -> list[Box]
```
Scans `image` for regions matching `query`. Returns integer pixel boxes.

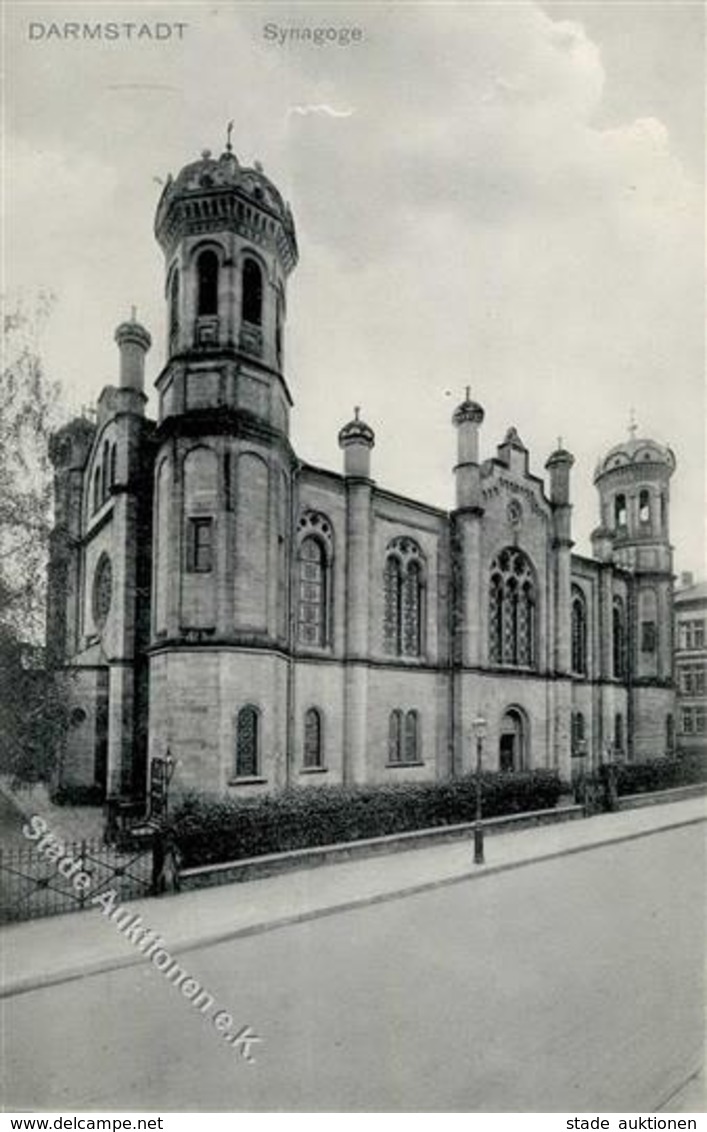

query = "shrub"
[614,751,707,796]
[50,782,104,807]
[172,770,564,868]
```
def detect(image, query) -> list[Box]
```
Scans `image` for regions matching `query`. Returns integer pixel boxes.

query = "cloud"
[286,104,355,119]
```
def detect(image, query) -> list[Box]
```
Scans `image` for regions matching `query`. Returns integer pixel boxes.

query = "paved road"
[2,824,704,1112]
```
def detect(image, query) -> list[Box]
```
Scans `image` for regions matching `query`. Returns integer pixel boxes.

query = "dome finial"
[354,405,361,421]
[628,406,638,440]
[226,120,234,154]
[130,304,137,323]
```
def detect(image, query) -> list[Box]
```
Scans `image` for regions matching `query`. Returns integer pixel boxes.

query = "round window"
[92,553,112,630]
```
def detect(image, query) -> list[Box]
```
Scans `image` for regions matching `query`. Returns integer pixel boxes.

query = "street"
[2,823,704,1112]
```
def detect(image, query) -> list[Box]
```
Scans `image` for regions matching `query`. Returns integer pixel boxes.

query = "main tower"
[148,137,299,792]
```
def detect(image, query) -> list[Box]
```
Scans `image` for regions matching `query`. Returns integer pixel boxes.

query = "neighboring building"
[674,574,706,753]
[46,141,677,802]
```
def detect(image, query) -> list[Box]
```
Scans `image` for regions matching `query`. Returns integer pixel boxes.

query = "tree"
[0,292,71,783]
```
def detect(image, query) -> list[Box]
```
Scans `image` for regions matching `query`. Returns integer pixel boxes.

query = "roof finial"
[354,405,361,421]
[628,407,638,440]
[557,435,563,450]
[226,120,234,153]
[465,385,471,401]
[130,305,137,322]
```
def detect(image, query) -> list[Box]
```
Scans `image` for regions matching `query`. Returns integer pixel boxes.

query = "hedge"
[50,782,104,807]
[171,770,564,868]
[614,751,707,797]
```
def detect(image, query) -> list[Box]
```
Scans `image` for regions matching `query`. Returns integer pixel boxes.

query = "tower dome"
[592,424,675,571]
[154,144,297,270]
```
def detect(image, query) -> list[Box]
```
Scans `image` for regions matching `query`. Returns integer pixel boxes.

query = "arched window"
[109,444,117,489]
[383,557,403,655]
[612,596,626,679]
[614,712,624,755]
[489,573,503,663]
[235,705,259,778]
[614,493,627,529]
[571,585,588,675]
[383,538,425,658]
[298,536,327,646]
[169,268,180,339]
[93,466,101,512]
[275,290,284,365]
[242,258,263,326]
[388,710,403,763]
[196,249,219,316]
[303,708,323,769]
[404,710,419,763]
[102,441,110,501]
[639,489,651,525]
[572,711,586,755]
[666,713,675,754]
[488,548,536,669]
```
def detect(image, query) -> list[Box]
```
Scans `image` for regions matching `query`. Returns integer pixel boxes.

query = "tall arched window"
[639,489,651,525]
[298,536,327,646]
[242,258,263,326]
[235,705,259,778]
[383,538,425,658]
[93,466,101,512]
[102,441,110,501]
[571,585,588,675]
[303,708,323,769]
[275,290,284,365]
[614,712,624,755]
[572,711,586,755]
[612,596,626,679]
[388,710,403,763]
[383,557,403,655]
[196,249,219,316]
[109,444,117,489]
[169,268,180,339]
[296,511,333,648]
[404,710,419,763]
[666,713,675,754]
[614,493,627,529]
[488,548,536,668]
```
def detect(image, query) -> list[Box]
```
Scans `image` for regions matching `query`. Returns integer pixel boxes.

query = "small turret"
[115,310,151,394]
[452,388,485,509]
[338,407,375,478]
[545,440,574,506]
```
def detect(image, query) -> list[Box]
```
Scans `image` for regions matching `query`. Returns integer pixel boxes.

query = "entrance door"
[499,708,525,771]
[499,732,516,772]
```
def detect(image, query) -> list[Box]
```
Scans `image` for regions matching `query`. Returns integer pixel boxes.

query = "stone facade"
[674,575,706,754]
[47,143,677,801]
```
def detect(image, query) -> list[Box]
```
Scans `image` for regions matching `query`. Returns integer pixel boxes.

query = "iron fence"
[0,836,155,924]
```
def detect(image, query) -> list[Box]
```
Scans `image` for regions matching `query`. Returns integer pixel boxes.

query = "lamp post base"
[473,824,485,865]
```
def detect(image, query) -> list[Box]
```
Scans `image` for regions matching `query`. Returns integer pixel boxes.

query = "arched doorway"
[499,708,527,771]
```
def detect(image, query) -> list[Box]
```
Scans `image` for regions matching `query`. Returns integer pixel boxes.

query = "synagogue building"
[47,140,676,800]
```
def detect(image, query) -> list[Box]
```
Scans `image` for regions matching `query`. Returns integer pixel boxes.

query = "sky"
[2,0,704,574]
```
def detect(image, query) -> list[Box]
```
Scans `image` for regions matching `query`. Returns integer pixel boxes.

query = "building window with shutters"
[235,705,260,778]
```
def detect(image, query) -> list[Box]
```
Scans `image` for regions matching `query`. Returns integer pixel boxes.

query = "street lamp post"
[472,715,487,865]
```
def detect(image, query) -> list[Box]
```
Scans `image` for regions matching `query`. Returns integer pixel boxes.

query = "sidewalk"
[1,794,705,1000]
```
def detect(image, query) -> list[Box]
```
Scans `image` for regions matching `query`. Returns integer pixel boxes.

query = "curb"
[2,808,704,1002]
